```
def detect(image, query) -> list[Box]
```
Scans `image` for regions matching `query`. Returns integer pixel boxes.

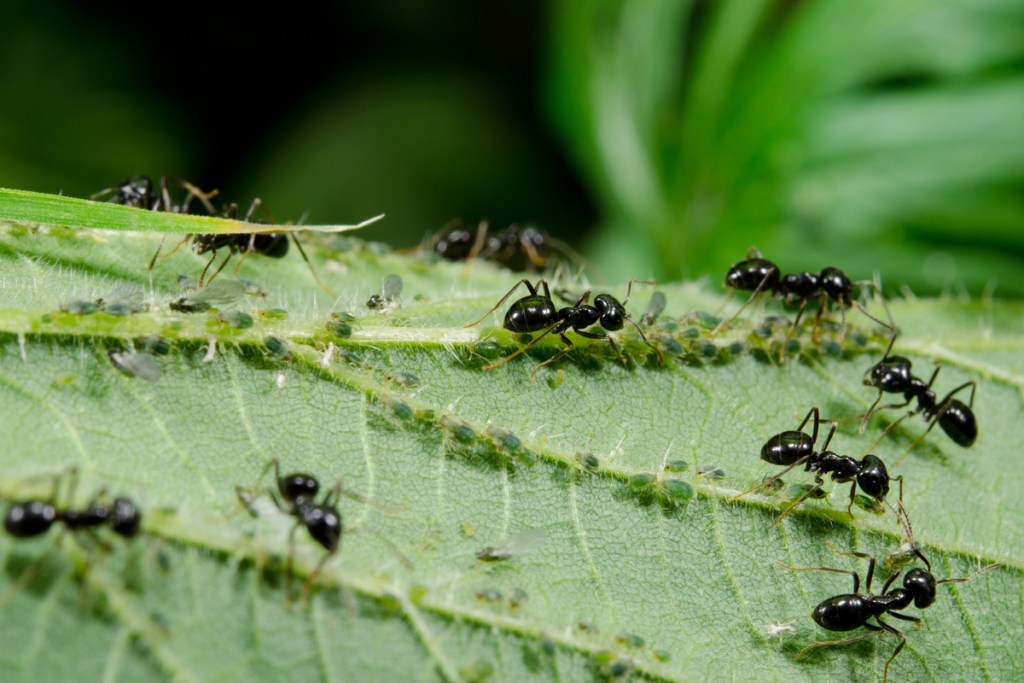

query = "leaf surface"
[0,200,1020,682]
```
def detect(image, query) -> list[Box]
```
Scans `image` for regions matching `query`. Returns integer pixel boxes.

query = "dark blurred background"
[3,0,1023,294]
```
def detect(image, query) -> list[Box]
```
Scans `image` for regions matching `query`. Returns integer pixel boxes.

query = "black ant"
[150,198,337,296]
[464,278,664,382]
[236,459,343,605]
[776,505,999,682]
[728,407,900,527]
[1,469,141,605]
[711,249,895,361]
[4,472,141,541]
[860,335,977,462]
[91,174,218,214]
[426,220,586,272]
[235,459,411,606]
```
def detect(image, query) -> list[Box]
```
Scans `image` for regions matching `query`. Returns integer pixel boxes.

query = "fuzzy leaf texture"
[0,194,1020,683]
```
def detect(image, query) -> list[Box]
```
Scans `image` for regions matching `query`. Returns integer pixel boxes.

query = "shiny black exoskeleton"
[729,407,899,526]
[778,524,998,683]
[3,473,141,541]
[92,174,217,214]
[236,459,343,604]
[427,220,577,272]
[861,336,977,459]
[465,278,664,381]
[713,250,894,360]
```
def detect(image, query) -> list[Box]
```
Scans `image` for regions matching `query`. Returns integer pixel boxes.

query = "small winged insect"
[465,278,664,382]
[95,286,148,316]
[366,274,403,312]
[728,407,901,526]
[640,291,667,326]
[475,529,546,562]
[860,335,977,462]
[107,348,162,381]
[169,279,247,313]
[776,507,999,682]
[2,468,141,603]
[711,248,895,362]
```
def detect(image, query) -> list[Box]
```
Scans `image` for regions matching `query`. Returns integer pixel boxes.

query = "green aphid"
[663,459,688,473]
[220,310,254,329]
[576,452,600,471]
[697,465,725,480]
[263,308,288,321]
[629,473,656,490]
[661,479,693,503]
[615,632,645,648]
[62,300,98,315]
[264,336,292,360]
[474,588,503,603]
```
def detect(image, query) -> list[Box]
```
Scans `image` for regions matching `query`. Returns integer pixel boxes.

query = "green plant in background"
[546,0,1024,292]
[0,194,1019,682]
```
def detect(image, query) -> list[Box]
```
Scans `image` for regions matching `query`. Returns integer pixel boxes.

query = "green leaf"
[0,198,1020,682]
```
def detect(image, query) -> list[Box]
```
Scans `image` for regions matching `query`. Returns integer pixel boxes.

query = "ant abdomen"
[760,431,815,466]
[4,502,57,538]
[937,400,977,447]
[812,595,872,631]
[725,258,780,291]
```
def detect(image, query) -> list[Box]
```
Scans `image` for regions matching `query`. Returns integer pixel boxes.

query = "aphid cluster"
[711,249,989,681]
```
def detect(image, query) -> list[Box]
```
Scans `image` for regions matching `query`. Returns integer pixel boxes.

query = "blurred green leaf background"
[3,0,1023,294]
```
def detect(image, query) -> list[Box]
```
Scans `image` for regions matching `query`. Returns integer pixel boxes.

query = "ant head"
[818,267,852,301]
[725,258,780,291]
[4,501,57,538]
[110,497,142,538]
[279,473,320,505]
[301,503,342,553]
[855,454,890,499]
[864,355,913,392]
[117,175,155,208]
[903,567,937,608]
[191,234,219,255]
[594,294,625,331]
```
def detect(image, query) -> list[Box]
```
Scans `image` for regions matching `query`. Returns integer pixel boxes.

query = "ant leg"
[846,482,858,517]
[823,541,877,591]
[939,380,977,409]
[621,279,657,308]
[796,626,884,661]
[937,562,1002,586]
[298,547,337,608]
[284,235,337,300]
[202,251,234,286]
[796,406,821,440]
[528,332,576,384]
[285,522,300,609]
[623,313,665,364]
[851,278,897,339]
[727,456,810,503]
[710,273,773,336]
[892,418,941,466]
[773,475,825,528]
[481,324,559,371]
[775,559,862,594]
[574,328,624,364]
[163,177,218,215]
[818,420,838,452]
[778,298,810,363]
[150,234,193,272]
[464,278,543,328]
[874,617,907,683]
